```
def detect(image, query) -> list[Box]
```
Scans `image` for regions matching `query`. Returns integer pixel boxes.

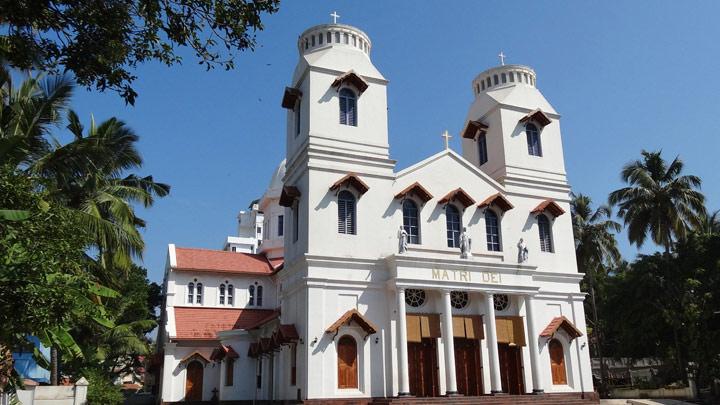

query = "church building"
[157,19,597,404]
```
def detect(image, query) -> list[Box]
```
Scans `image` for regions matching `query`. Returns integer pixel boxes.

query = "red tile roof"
[540,316,583,340]
[268,257,284,270]
[174,247,274,275]
[329,173,370,196]
[531,199,566,217]
[174,307,278,340]
[478,193,514,212]
[394,182,433,203]
[326,309,378,337]
[438,187,476,209]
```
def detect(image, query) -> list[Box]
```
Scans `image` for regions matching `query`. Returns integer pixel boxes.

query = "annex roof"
[173,307,278,340]
[173,247,274,275]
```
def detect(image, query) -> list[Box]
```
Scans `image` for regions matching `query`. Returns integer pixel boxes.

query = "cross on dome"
[330,11,340,24]
[498,51,507,66]
[441,130,452,150]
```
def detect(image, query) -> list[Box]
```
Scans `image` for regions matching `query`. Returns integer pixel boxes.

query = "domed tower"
[460,63,569,193]
[280,22,395,264]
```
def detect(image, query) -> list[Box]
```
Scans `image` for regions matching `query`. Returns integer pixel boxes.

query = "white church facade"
[157,20,598,404]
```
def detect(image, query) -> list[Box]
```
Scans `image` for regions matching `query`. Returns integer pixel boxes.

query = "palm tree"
[609,150,705,253]
[695,209,720,235]
[571,193,622,396]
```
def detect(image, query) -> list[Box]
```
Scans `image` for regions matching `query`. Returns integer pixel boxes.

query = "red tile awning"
[279,186,301,207]
[394,182,433,204]
[210,345,239,362]
[247,342,260,358]
[329,173,370,196]
[461,120,489,139]
[438,188,476,209]
[540,316,583,340]
[478,193,514,213]
[174,307,278,340]
[179,351,209,366]
[519,108,552,127]
[326,309,378,339]
[281,87,302,109]
[331,70,369,93]
[276,324,300,344]
[531,199,565,218]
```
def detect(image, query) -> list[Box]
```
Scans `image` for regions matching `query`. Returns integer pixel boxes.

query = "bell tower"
[460,63,569,193]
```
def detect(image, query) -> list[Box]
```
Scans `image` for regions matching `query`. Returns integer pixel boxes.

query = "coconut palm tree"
[609,150,705,253]
[695,209,720,235]
[571,193,622,396]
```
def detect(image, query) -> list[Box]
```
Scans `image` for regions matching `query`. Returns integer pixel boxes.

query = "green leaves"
[0,209,30,221]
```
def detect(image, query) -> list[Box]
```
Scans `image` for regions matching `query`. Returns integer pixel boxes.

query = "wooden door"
[549,339,567,385]
[498,344,524,395]
[454,338,483,396]
[337,335,358,389]
[407,338,438,397]
[185,361,203,401]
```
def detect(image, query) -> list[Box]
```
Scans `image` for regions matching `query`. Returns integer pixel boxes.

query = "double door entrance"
[407,338,483,396]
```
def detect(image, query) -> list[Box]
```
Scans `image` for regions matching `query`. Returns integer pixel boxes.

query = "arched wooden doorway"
[549,339,567,385]
[185,360,204,401]
[337,335,358,389]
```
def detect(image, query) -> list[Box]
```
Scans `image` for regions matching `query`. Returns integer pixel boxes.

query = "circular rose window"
[405,289,426,307]
[493,294,509,311]
[450,291,469,309]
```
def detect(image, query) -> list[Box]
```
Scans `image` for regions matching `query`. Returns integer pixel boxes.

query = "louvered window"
[339,88,357,126]
[227,284,234,306]
[446,205,461,248]
[219,283,226,305]
[257,285,263,307]
[526,123,542,156]
[402,200,420,244]
[538,214,553,252]
[478,133,488,165]
[187,282,194,304]
[485,210,501,251]
[248,285,255,306]
[337,190,357,235]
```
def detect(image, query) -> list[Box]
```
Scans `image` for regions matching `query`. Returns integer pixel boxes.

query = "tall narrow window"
[402,200,420,244]
[339,88,357,126]
[219,283,226,305]
[248,285,255,306]
[278,215,284,236]
[446,205,462,248]
[549,339,567,385]
[493,74,499,85]
[337,335,358,389]
[293,203,299,242]
[327,32,332,43]
[195,283,203,304]
[295,102,301,137]
[227,284,234,306]
[486,77,491,88]
[485,210,501,251]
[225,358,235,386]
[257,285,263,307]
[526,123,542,156]
[290,344,297,386]
[337,190,357,235]
[478,133,488,165]
[318,32,323,44]
[187,282,195,304]
[501,73,507,83]
[538,214,553,252]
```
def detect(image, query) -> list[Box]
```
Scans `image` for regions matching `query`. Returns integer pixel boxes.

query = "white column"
[484,293,502,394]
[524,295,544,393]
[441,289,459,395]
[396,288,411,396]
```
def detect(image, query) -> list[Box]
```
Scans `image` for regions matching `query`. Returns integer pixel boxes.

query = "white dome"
[262,159,286,202]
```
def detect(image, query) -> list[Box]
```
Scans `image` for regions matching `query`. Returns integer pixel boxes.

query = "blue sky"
[66,1,720,283]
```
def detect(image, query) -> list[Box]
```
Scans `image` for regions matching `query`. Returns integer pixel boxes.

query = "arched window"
[549,339,567,385]
[446,205,461,248]
[485,209,501,251]
[538,214,553,252]
[337,190,357,235]
[526,123,542,156]
[402,200,420,244]
[337,335,358,389]
[187,282,195,304]
[195,283,203,304]
[248,285,255,306]
[257,285,264,307]
[227,284,234,306]
[339,88,357,126]
[219,283,226,305]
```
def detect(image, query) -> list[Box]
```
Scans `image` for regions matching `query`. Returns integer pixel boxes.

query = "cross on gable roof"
[438,187,476,209]
[478,193,514,213]
[531,199,565,218]
[540,316,583,340]
[329,173,370,196]
[394,182,433,204]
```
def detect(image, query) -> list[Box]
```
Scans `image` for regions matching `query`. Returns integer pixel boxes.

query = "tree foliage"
[0,0,280,104]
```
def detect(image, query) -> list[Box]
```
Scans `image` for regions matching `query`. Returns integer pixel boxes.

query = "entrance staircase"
[370,392,599,405]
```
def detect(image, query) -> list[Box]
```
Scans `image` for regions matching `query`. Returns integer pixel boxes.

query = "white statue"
[518,238,529,263]
[398,225,408,254]
[459,227,472,259]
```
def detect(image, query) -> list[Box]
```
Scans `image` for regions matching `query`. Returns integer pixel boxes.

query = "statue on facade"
[459,227,472,259]
[397,225,408,254]
[517,238,529,263]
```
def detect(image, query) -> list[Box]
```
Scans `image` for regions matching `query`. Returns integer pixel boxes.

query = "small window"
[526,123,542,156]
[450,291,469,309]
[486,77,491,88]
[227,284,234,305]
[219,283,226,305]
[231,246,237,252]
[257,285,263,307]
[402,200,420,244]
[335,32,340,43]
[405,289,426,307]
[550,339,567,385]
[249,285,255,306]
[475,83,480,94]
[327,32,332,43]
[445,205,462,248]
[509,72,515,82]
[481,81,485,91]
[524,73,529,83]
[187,282,195,304]
[256,226,261,235]
[337,190,357,235]
[538,214,553,252]
[318,32,323,44]
[493,294,510,311]
[311,35,315,47]
[493,74,499,85]
[195,283,203,304]
[278,215,284,237]
[225,358,235,386]
[295,101,301,137]
[501,73,507,83]
[290,344,297,386]
[343,32,349,44]
[339,88,357,126]
[337,335,358,389]
[352,35,356,47]
[256,358,262,389]
[293,203,299,242]
[304,38,308,49]
[478,133,488,165]
[485,210,501,251]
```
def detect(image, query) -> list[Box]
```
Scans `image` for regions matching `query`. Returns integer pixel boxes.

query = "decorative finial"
[330,11,341,24]
[498,51,506,66]
[441,130,452,150]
